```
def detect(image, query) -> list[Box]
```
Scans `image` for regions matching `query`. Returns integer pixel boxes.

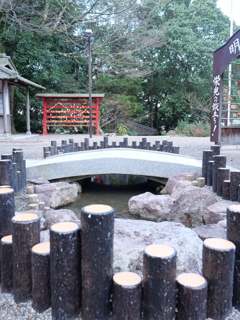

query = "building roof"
[0,54,46,90]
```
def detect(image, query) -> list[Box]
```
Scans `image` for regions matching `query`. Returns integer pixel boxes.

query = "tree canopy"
[0,0,236,133]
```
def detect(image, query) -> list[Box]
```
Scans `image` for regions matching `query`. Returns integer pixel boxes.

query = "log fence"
[0,203,238,319]
[202,147,240,202]
[0,149,26,193]
[43,137,180,158]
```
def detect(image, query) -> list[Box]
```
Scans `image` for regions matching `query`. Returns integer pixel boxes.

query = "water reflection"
[64,175,158,219]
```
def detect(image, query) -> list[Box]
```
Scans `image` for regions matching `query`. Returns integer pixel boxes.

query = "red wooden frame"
[36,93,104,135]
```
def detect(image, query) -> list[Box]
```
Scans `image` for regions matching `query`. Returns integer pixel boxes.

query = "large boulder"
[203,202,231,224]
[165,172,199,194]
[114,219,203,276]
[171,180,192,200]
[43,208,80,228]
[168,186,216,228]
[128,192,173,221]
[193,224,227,241]
[35,182,78,209]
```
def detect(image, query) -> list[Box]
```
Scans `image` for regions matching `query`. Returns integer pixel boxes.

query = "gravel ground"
[1,133,240,319]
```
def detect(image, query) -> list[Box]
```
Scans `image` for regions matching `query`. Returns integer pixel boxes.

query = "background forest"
[0,0,238,134]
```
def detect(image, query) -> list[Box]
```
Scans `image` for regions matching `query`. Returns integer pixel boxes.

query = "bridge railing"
[43,137,180,158]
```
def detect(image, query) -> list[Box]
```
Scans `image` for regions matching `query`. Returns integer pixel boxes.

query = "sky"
[217,0,240,27]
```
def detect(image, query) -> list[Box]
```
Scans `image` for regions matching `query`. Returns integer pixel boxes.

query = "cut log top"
[204,238,235,251]
[0,188,14,194]
[51,221,79,233]
[12,213,39,223]
[145,244,175,258]
[228,204,240,212]
[0,186,11,189]
[113,272,141,287]
[1,235,12,244]
[32,242,50,254]
[84,204,112,214]
[177,273,206,288]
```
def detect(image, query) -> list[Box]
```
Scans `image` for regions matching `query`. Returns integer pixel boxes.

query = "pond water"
[64,175,158,219]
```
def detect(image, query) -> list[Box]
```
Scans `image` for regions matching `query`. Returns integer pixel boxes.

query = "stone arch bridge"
[26,148,202,183]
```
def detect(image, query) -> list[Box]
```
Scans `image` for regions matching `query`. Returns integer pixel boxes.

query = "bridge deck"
[26,148,202,182]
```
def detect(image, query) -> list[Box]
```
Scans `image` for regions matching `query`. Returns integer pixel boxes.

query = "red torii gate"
[36,93,104,135]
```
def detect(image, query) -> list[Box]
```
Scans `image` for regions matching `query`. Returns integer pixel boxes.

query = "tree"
[139,0,233,132]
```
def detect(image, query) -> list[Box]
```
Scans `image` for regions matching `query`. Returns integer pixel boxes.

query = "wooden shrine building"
[0,54,45,135]
[211,29,240,145]
[36,93,105,135]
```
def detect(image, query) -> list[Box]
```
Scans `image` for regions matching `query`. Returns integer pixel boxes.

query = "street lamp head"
[84,29,93,38]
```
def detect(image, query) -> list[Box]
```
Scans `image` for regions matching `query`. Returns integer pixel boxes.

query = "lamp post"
[84,29,94,138]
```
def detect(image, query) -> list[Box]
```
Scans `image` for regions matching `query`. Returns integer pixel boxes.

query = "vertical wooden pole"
[31,242,51,313]
[1,154,14,188]
[81,204,114,320]
[0,188,14,239]
[203,238,235,320]
[230,170,240,201]
[212,155,226,192]
[12,213,40,303]
[50,222,81,320]
[202,150,213,180]
[211,145,221,156]
[1,235,13,293]
[176,273,207,320]
[112,272,142,320]
[217,168,230,196]
[42,99,48,135]
[223,180,231,200]
[0,159,12,187]
[206,160,214,186]
[227,205,240,310]
[143,244,176,320]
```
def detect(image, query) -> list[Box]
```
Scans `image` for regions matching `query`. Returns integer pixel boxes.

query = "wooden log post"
[217,168,230,197]
[1,235,13,293]
[211,144,221,156]
[61,140,67,146]
[31,242,51,313]
[13,150,25,191]
[0,188,14,239]
[227,205,240,309]
[80,142,85,151]
[84,138,89,150]
[103,137,108,149]
[142,138,147,149]
[69,139,74,152]
[43,147,50,158]
[12,213,40,303]
[172,146,180,154]
[202,150,214,181]
[81,204,114,320]
[167,141,173,153]
[1,154,14,188]
[13,163,18,193]
[202,238,235,320]
[0,159,13,188]
[50,222,81,320]
[123,137,128,148]
[93,142,98,149]
[143,244,176,320]
[207,160,214,186]
[176,273,208,320]
[230,170,240,201]
[112,272,142,320]
[212,155,226,193]
[223,180,231,200]
[51,141,57,155]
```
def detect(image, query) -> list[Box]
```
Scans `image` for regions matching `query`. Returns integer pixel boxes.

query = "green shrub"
[174,121,210,137]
